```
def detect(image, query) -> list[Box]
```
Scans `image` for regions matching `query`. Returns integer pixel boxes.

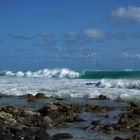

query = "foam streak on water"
[0,76,140,103]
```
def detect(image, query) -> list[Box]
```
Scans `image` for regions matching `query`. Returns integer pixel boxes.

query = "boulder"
[51,133,73,140]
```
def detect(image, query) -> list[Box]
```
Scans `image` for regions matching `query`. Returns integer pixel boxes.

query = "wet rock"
[130,102,139,108]
[0,111,17,124]
[114,135,140,140]
[35,129,50,140]
[103,124,114,133]
[56,97,65,100]
[98,95,108,100]
[0,94,11,98]
[35,93,46,99]
[38,103,81,125]
[65,116,86,123]
[89,121,104,131]
[51,133,73,140]
[0,134,14,140]
[133,107,140,115]
[85,82,95,86]
[131,123,140,132]
[42,116,53,128]
[85,105,113,113]
[90,94,109,100]
[0,105,18,115]
[26,94,36,102]
[91,120,101,125]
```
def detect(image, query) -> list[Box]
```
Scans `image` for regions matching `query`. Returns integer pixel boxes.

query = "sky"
[0,0,140,71]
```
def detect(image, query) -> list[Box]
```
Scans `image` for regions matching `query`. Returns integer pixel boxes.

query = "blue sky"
[0,0,140,71]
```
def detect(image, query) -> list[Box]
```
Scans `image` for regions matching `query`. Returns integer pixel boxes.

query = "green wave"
[79,70,140,79]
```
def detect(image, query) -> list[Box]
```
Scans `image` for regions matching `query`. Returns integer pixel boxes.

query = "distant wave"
[80,70,140,79]
[0,69,140,79]
[0,68,79,78]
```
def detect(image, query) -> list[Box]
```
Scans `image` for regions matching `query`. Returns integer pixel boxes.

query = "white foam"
[16,71,25,77]
[5,71,15,76]
[5,68,79,79]
[95,79,140,90]
[0,77,140,103]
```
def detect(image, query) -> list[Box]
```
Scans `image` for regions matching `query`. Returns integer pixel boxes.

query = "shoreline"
[0,94,140,140]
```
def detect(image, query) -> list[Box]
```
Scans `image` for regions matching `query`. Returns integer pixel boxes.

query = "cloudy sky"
[0,0,140,71]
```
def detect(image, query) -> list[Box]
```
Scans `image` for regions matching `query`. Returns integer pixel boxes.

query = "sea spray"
[4,68,79,78]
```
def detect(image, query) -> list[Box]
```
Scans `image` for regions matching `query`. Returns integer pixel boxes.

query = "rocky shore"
[0,94,140,140]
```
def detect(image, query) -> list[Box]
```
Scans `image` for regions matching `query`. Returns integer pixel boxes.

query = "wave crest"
[92,79,140,90]
[5,68,80,78]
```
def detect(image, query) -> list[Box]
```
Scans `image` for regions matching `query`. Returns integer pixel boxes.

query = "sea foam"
[5,68,79,78]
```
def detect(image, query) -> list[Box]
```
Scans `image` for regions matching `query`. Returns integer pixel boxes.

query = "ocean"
[0,68,140,102]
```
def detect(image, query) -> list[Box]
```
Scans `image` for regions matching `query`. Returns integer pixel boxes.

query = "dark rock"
[91,120,100,125]
[103,124,114,133]
[98,95,108,100]
[35,93,46,99]
[38,103,81,124]
[89,121,104,131]
[85,82,95,86]
[51,133,73,140]
[133,107,140,115]
[26,94,36,102]
[73,116,86,122]
[35,129,50,140]
[0,94,11,98]
[90,94,109,100]
[130,102,139,108]
[114,135,140,140]
[0,134,14,140]
[41,116,52,128]
[56,97,65,100]
[85,105,113,113]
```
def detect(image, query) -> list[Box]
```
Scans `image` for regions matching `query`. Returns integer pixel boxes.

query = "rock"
[114,136,130,140]
[56,97,65,100]
[133,107,140,115]
[73,116,86,122]
[90,94,109,100]
[103,124,114,133]
[0,134,14,140]
[51,133,73,140]
[98,95,108,100]
[35,129,50,140]
[0,111,17,124]
[89,121,104,131]
[35,93,46,99]
[91,120,101,125]
[130,102,139,108]
[1,105,18,115]
[0,94,11,98]
[26,94,36,102]
[131,123,140,132]
[85,105,113,113]
[114,135,140,140]
[42,116,53,128]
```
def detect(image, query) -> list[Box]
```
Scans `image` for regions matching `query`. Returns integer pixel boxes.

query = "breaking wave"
[1,68,80,78]
[86,79,140,90]
[1,69,140,80]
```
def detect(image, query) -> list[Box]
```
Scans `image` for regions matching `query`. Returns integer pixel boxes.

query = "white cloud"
[112,6,140,23]
[122,52,140,59]
[84,28,105,39]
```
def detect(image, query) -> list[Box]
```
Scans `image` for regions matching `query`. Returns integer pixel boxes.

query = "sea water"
[0,68,140,103]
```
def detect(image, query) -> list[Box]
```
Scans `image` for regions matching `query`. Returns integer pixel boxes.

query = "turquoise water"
[0,68,140,79]
[80,70,140,79]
